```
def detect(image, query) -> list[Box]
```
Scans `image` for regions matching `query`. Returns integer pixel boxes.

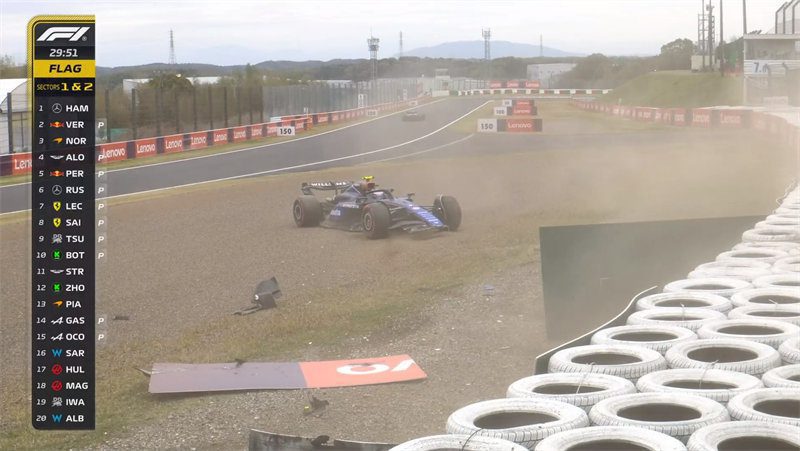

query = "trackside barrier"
[456,88,612,96]
[477,118,543,133]
[0,97,432,176]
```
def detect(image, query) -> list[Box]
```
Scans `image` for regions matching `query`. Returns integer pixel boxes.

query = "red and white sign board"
[213,129,229,144]
[505,118,535,132]
[188,132,208,150]
[134,138,158,158]
[162,134,184,154]
[250,124,264,138]
[718,110,745,128]
[477,118,497,133]
[231,126,248,142]
[512,105,532,115]
[10,153,33,174]
[96,142,128,163]
[692,109,712,128]
[277,125,295,136]
[525,80,540,89]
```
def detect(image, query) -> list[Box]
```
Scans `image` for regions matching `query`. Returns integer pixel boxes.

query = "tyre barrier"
[535,426,687,451]
[477,117,543,133]
[717,247,790,264]
[587,392,729,443]
[753,273,800,289]
[636,369,763,404]
[696,318,800,348]
[635,292,732,313]
[779,337,800,364]
[627,308,727,332]
[726,387,800,426]
[730,287,800,308]
[389,434,527,450]
[773,256,800,274]
[732,240,800,253]
[590,324,697,354]
[444,398,589,449]
[762,364,800,388]
[664,338,781,376]
[742,227,800,243]
[686,421,800,451]
[662,278,751,298]
[728,304,800,326]
[506,373,636,411]
[687,266,772,282]
[546,344,667,381]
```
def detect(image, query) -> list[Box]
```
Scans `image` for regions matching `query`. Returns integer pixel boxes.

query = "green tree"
[658,38,694,70]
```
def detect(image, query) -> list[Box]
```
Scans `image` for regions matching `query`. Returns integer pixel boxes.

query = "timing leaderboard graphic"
[29,15,96,430]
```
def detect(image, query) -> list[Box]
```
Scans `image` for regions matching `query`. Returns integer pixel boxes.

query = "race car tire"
[635,368,763,404]
[696,318,800,348]
[726,387,800,426]
[506,372,636,411]
[762,364,800,388]
[664,338,781,376]
[292,195,322,227]
[686,421,800,451]
[752,273,800,289]
[390,434,526,451]
[779,336,800,364]
[444,398,589,449]
[433,195,461,231]
[728,304,800,326]
[662,278,751,298]
[587,392,729,443]
[716,247,789,264]
[590,324,697,354]
[535,426,687,451]
[547,344,667,381]
[730,287,800,308]
[635,292,732,313]
[627,308,727,332]
[362,203,391,239]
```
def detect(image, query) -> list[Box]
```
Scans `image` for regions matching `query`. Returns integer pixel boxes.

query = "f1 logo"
[37,26,90,42]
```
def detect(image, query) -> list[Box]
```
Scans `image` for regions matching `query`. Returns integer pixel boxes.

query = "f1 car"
[401,110,426,121]
[292,176,461,239]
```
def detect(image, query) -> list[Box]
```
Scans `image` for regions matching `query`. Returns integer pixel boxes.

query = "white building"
[526,63,576,88]
[0,78,29,154]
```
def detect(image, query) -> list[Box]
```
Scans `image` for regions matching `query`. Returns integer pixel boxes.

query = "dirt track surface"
[0,101,798,449]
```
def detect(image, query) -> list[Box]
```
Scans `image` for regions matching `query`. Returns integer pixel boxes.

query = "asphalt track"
[0,97,488,214]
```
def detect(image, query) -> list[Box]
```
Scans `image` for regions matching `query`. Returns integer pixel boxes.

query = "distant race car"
[292,176,461,239]
[401,110,426,121]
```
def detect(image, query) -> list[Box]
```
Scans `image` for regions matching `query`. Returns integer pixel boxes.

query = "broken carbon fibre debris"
[234,276,282,315]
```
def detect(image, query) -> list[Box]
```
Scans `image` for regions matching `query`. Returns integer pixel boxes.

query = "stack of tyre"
[392,186,800,450]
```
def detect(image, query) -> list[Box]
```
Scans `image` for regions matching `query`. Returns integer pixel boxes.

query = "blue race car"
[292,176,461,239]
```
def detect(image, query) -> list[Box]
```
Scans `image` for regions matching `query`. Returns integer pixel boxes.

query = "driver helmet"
[358,176,376,193]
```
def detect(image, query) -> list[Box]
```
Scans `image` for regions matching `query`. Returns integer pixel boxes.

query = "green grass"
[599,70,743,108]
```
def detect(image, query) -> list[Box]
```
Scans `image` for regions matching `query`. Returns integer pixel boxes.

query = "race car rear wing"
[301,181,352,195]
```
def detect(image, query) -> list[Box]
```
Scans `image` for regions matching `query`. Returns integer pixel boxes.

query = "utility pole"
[482,28,491,81]
[398,31,403,58]
[720,0,724,76]
[742,0,747,35]
[168,29,177,66]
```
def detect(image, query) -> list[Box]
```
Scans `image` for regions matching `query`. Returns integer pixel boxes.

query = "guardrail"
[455,88,612,96]
[0,98,427,177]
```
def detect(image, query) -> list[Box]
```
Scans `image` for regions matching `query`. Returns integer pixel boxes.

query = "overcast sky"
[0,0,785,67]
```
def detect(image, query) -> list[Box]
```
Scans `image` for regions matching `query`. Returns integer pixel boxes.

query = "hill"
[599,71,743,108]
[403,40,580,59]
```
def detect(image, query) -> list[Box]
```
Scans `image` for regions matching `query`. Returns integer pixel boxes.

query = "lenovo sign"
[163,134,184,154]
[134,138,158,157]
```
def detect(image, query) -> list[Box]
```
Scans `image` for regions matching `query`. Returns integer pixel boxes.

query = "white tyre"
[636,292,732,313]
[390,435,526,451]
[696,259,771,270]
[742,227,800,242]
[636,368,763,404]
[591,325,697,354]
[726,387,800,426]
[753,273,800,289]
[728,304,800,326]
[663,278,751,298]
[717,247,789,264]
[547,344,667,381]
[733,240,800,253]
[696,318,800,348]
[773,256,800,274]
[506,372,636,411]
[665,338,781,376]
[686,421,800,451]
[535,426,686,451]
[763,364,800,388]
[627,308,727,332]
[588,392,729,443]
[779,336,800,364]
[445,398,589,449]
[756,219,800,230]
[688,266,771,282]
[730,287,800,308]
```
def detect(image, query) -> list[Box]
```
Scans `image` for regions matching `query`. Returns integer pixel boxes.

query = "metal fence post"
[259,85,264,123]
[7,92,14,153]
[104,88,111,142]
[131,88,138,140]
[208,85,214,130]
[155,87,162,137]
[192,87,198,131]
[223,87,229,128]
[175,89,181,134]
[236,87,242,125]
[248,86,254,124]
